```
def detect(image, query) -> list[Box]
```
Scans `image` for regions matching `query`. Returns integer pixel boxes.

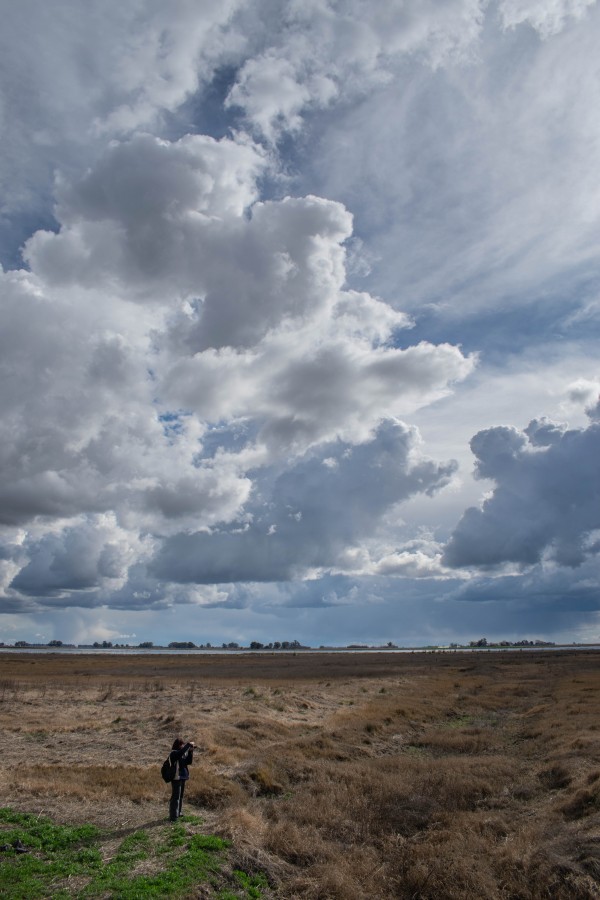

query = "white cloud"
[225,0,486,140]
[374,541,447,578]
[2,0,599,645]
[498,0,597,38]
[565,378,600,410]
[163,334,473,454]
[9,514,145,597]
[0,127,472,610]
[0,0,486,240]
[307,1,600,324]
[0,258,254,541]
[0,0,245,253]
[226,54,326,142]
[24,133,267,302]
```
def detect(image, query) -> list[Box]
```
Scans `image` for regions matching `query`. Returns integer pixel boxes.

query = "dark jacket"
[169,743,194,781]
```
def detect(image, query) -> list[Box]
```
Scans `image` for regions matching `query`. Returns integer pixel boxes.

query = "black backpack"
[161,754,177,783]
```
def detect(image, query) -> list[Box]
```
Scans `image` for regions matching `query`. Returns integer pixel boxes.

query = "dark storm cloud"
[444,404,600,569]
[446,566,600,612]
[151,420,457,584]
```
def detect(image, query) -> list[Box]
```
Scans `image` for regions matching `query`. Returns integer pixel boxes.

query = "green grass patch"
[0,807,269,899]
[179,813,203,825]
[233,870,270,898]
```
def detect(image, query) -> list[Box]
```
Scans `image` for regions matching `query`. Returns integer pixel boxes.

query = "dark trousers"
[169,779,186,820]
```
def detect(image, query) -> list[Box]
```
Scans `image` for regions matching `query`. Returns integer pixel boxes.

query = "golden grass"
[1,650,600,897]
[19,765,159,802]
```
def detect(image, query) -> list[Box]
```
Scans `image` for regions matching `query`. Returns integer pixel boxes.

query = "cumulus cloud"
[0,0,246,266]
[226,0,486,140]
[565,379,600,410]
[3,0,597,646]
[24,133,267,302]
[0,0,488,265]
[163,333,473,454]
[9,515,144,597]
[0,123,472,612]
[151,419,457,584]
[373,537,447,578]
[444,404,600,569]
[0,260,256,537]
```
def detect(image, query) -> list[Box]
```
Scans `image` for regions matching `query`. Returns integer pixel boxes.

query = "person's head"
[172,738,184,750]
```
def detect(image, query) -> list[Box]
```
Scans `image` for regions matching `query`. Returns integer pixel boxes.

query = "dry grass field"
[1,649,600,899]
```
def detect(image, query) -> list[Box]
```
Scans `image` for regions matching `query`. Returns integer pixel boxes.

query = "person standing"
[169,737,194,821]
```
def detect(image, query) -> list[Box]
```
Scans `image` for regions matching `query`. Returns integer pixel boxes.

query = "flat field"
[1,650,600,898]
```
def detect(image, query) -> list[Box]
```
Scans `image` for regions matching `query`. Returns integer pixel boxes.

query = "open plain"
[1,649,600,898]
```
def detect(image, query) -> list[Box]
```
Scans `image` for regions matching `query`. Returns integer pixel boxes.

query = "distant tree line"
[5,639,308,649]
[165,639,307,650]
[468,637,555,648]
[248,640,304,650]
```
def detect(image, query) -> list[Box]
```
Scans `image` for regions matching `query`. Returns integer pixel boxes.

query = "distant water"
[1,645,599,655]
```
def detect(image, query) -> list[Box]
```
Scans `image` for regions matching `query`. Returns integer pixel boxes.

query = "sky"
[1,0,600,648]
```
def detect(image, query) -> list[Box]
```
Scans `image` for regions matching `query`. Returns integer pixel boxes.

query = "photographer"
[168,737,194,821]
